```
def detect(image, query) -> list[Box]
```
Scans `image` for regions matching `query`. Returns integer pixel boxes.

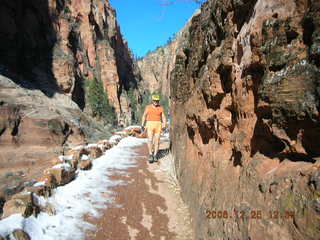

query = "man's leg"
[147,132,154,154]
[153,133,161,161]
[147,128,155,163]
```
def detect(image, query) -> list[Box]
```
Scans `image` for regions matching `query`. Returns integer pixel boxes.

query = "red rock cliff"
[0,0,139,202]
[0,0,138,126]
[170,0,320,239]
[136,10,200,97]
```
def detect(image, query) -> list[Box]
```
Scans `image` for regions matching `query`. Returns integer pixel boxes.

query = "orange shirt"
[145,104,163,122]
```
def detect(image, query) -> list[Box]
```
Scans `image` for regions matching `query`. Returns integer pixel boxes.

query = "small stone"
[258,182,267,193]
[23,186,51,198]
[88,146,103,159]
[41,203,56,216]
[43,167,76,187]
[79,160,92,170]
[310,172,320,190]
[2,192,36,218]
[51,157,61,165]
[67,148,89,162]
[11,229,30,240]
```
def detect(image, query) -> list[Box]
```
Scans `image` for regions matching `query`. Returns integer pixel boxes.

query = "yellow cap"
[152,94,160,101]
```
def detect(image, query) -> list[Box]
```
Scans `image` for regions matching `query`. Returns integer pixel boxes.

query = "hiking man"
[141,94,167,163]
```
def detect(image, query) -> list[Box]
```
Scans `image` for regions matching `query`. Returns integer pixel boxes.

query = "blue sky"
[109,0,200,57]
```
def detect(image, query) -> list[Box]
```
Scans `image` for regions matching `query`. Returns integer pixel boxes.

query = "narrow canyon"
[0,0,320,239]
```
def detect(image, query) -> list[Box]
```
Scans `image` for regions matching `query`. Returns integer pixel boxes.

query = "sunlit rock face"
[0,0,138,126]
[170,0,320,239]
[0,0,139,202]
[136,10,200,97]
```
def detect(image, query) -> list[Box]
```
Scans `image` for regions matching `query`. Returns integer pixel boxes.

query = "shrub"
[5,172,14,178]
[86,78,117,125]
[127,85,138,123]
[136,90,151,124]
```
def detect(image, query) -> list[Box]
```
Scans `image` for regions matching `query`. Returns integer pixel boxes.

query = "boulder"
[2,192,39,218]
[67,148,90,162]
[124,127,142,136]
[59,154,78,169]
[51,157,61,166]
[68,158,79,169]
[41,172,57,189]
[23,186,51,198]
[43,166,75,186]
[114,131,129,137]
[88,146,103,159]
[11,229,30,240]
[78,160,92,170]
[97,140,112,151]
[40,202,56,216]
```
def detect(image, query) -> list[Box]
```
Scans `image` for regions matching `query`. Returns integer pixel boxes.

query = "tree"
[86,78,117,125]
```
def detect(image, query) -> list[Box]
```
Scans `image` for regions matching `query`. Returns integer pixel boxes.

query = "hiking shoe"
[153,153,158,162]
[148,154,154,163]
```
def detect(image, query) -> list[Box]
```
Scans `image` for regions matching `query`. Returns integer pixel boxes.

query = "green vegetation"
[127,83,138,123]
[158,91,170,117]
[48,119,64,135]
[137,90,151,124]
[86,78,117,125]
[5,172,14,178]
[64,5,71,14]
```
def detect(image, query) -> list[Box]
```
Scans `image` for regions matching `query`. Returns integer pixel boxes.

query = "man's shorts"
[146,121,162,135]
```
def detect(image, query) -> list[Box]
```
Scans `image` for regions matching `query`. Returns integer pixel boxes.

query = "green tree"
[86,78,117,125]
[136,90,151,124]
[159,93,169,117]
[127,82,138,123]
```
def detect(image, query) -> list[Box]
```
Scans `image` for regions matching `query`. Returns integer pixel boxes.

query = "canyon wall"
[0,0,139,201]
[136,10,200,97]
[0,0,138,126]
[170,0,320,239]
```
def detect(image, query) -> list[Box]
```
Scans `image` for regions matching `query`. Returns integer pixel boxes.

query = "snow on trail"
[0,136,147,240]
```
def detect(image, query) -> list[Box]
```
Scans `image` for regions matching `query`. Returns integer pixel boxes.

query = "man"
[141,94,167,163]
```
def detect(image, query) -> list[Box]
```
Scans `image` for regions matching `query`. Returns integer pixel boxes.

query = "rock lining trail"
[85,141,194,240]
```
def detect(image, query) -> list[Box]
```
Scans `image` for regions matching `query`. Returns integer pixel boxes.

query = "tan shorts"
[146,121,162,135]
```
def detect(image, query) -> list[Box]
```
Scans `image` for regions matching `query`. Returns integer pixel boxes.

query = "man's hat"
[152,94,160,101]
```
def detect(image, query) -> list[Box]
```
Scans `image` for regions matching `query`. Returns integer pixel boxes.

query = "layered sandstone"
[170,0,320,239]
[0,0,139,203]
[0,0,138,126]
[136,10,200,97]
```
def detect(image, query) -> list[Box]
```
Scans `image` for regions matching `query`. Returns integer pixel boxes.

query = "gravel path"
[85,141,194,240]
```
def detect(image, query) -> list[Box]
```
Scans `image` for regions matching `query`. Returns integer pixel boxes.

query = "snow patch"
[81,154,89,161]
[33,181,45,187]
[52,163,72,171]
[73,145,85,151]
[59,155,73,162]
[0,137,145,240]
[124,125,141,130]
[87,143,98,148]
[109,135,122,144]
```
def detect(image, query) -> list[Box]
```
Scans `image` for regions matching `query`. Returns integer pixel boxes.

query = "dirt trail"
[85,141,194,240]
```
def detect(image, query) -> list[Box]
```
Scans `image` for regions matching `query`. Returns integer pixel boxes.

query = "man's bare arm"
[161,112,167,128]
